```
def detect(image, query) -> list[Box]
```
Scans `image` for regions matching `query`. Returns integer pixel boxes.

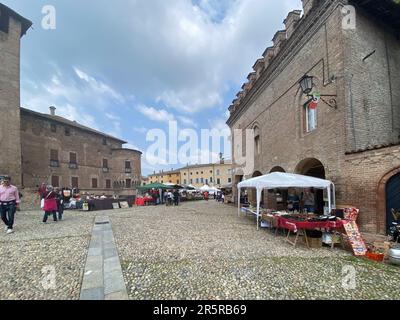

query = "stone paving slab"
[80,216,128,300]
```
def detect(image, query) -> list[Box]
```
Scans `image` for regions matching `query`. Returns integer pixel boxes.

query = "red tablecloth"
[277,216,348,232]
[135,197,153,206]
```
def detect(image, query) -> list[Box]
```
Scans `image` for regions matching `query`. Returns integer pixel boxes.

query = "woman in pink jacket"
[42,185,58,223]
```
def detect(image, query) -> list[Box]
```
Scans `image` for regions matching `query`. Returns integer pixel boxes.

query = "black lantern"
[299,75,314,95]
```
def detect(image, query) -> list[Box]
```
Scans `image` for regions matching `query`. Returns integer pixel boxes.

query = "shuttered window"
[71,177,79,188]
[70,152,77,164]
[51,176,60,188]
[50,149,58,161]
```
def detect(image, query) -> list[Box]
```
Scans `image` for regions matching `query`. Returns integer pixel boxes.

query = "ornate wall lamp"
[299,75,338,109]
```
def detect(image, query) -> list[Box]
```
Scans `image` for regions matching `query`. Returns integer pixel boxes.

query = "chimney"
[284,10,302,39]
[301,0,315,17]
[49,106,56,116]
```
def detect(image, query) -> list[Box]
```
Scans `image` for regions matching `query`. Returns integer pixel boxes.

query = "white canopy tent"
[200,185,211,192]
[237,172,336,230]
[209,186,221,193]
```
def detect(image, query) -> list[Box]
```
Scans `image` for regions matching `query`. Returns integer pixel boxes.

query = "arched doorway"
[386,173,400,233]
[270,166,286,173]
[295,158,326,179]
[249,171,263,206]
[295,158,326,214]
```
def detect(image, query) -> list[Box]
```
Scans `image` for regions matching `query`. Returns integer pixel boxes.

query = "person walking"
[54,187,64,221]
[42,185,58,223]
[173,189,180,206]
[0,176,20,234]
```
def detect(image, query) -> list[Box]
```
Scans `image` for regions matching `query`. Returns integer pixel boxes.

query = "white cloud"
[178,116,198,128]
[133,126,148,134]
[136,105,176,123]
[74,67,125,104]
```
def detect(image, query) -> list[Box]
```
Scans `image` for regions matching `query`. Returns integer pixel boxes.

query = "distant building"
[179,162,232,188]
[141,176,149,186]
[147,161,233,188]
[148,169,181,185]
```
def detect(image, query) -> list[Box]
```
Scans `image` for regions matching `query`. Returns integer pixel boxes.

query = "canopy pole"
[327,185,332,214]
[256,187,262,231]
[332,183,336,209]
[237,186,241,217]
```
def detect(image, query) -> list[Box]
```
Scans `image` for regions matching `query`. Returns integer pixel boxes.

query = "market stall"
[237,172,336,230]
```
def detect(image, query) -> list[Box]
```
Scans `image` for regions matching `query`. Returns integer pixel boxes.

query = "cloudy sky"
[4,0,302,175]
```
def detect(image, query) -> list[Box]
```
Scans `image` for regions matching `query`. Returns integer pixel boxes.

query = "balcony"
[50,160,60,168]
[125,168,132,174]
[69,163,78,169]
[102,167,109,173]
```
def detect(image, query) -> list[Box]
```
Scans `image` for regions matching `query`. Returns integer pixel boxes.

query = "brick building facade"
[20,107,142,196]
[0,4,31,187]
[0,4,142,199]
[227,0,400,234]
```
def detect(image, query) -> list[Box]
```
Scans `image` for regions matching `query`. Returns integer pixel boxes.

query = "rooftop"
[0,3,32,37]
[20,107,127,144]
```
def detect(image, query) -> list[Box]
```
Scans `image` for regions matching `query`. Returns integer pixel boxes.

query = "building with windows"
[147,162,233,189]
[20,107,142,195]
[148,169,181,185]
[0,4,142,199]
[227,0,400,235]
[179,162,232,188]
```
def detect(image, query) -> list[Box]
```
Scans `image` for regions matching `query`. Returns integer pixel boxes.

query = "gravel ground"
[111,201,400,300]
[0,210,94,300]
[1,203,399,300]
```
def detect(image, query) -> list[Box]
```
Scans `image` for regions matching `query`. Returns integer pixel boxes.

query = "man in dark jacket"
[173,189,180,206]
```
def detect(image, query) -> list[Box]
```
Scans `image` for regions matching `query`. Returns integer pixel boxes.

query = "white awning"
[237,172,336,230]
[238,172,332,190]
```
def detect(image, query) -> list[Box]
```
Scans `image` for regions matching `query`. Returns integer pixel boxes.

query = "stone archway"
[377,167,400,235]
[270,166,286,173]
[295,158,326,179]
[295,158,326,214]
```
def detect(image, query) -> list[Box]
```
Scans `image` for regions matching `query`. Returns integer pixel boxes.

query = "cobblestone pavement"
[111,201,400,300]
[0,210,95,300]
[1,203,400,300]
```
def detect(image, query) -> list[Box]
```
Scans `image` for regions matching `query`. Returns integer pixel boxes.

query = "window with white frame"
[305,105,317,133]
